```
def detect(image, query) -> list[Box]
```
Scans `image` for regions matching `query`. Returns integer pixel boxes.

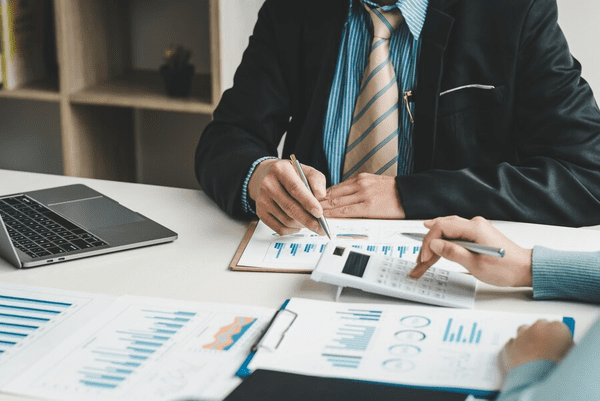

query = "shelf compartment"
[69,70,214,113]
[0,77,60,102]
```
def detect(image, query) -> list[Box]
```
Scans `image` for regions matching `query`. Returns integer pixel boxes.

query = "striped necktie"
[342,5,404,181]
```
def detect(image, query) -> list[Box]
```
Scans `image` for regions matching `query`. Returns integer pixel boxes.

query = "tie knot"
[365,6,404,40]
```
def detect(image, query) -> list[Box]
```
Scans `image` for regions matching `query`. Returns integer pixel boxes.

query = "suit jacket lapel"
[413,1,456,172]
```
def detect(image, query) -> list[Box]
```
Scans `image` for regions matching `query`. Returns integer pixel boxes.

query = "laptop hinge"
[0,215,22,268]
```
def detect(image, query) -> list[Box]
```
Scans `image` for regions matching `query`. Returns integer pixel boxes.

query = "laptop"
[0,184,178,268]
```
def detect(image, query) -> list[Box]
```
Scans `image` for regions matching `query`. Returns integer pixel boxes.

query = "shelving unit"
[0,0,236,187]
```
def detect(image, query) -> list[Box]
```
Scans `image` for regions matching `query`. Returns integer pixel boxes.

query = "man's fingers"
[304,166,327,199]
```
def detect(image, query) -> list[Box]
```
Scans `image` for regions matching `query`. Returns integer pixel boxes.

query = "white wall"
[557,0,600,97]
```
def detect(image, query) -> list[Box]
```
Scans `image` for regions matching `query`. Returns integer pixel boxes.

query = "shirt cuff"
[241,156,279,215]
[531,246,600,303]
[500,360,556,398]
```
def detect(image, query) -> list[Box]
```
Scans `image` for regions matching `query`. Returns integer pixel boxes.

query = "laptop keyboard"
[0,195,108,259]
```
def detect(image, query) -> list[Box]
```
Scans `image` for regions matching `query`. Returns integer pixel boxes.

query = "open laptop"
[0,184,177,268]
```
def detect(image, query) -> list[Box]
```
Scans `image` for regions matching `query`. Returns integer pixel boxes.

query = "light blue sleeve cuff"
[531,246,600,303]
[241,156,279,215]
[496,360,556,401]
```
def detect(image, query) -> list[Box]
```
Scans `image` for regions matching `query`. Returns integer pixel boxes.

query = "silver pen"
[290,154,332,239]
[402,232,505,258]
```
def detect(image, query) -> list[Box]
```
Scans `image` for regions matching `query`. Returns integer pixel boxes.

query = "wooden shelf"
[0,0,233,185]
[0,77,60,102]
[69,70,215,113]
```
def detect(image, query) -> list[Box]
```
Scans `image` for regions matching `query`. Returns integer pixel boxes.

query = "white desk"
[1,169,599,401]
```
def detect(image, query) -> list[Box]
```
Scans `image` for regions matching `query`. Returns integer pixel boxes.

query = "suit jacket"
[195,0,600,226]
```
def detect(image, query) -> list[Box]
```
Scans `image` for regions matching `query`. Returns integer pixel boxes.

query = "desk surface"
[1,169,599,401]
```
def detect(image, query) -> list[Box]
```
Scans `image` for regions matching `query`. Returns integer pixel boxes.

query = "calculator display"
[341,251,371,277]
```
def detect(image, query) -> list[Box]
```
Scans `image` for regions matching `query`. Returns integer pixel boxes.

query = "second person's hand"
[248,158,326,236]
[409,216,533,287]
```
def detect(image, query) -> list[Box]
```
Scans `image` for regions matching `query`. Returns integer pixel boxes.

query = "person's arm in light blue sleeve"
[496,317,600,401]
[532,247,600,303]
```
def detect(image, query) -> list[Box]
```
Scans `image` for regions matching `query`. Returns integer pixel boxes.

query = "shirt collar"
[361,0,428,40]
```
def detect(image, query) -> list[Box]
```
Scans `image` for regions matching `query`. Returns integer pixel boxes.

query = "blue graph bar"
[443,319,452,341]
[470,323,477,343]
[367,245,377,252]
[274,242,284,258]
[382,245,392,256]
[456,325,464,342]
[0,313,50,322]
[320,244,326,252]
[0,330,27,338]
[150,316,190,322]
[0,304,61,315]
[336,309,382,322]
[290,243,299,256]
[154,329,176,334]
[80,380,118,389]
[304,243,316,252]
[398,246,408,258]
[155,322,183,329]
[444,319,483,344]
[0,295,71,308]
[0,322,38,330]
[328,324,375,351]
[322,353,361,369]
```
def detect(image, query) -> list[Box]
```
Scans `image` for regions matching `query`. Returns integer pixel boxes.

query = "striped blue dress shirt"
[324,0,428,185]
[242,0,428,212]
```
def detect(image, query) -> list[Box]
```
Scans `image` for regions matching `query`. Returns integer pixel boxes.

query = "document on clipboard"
[237,298,575,398]
[230,219,467,273]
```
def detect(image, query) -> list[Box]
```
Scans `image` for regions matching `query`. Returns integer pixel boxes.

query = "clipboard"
[229,220,313,273]
[236,298,576,399]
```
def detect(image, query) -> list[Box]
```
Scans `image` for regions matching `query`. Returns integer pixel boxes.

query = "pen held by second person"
[409,216,533,288]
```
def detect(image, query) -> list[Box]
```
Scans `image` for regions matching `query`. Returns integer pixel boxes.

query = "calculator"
[311,242,477,308]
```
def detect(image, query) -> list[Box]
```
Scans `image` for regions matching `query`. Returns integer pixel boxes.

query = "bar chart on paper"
[237,219,435,272]
[0,293,73,356]
[4,296,275,401]
[443,318,483,345]
[245,299,567,395]
[0,283,111,387]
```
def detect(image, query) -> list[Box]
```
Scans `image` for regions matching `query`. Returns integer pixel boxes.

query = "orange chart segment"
[203,317,257,351]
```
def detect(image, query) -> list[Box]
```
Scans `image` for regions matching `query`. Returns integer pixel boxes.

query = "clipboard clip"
[251,308,297,353]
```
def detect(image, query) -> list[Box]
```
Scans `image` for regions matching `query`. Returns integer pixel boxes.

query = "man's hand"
[248,158,326,235]
[501,320,574,372]
[409,216,533,287]
[320,173,405,219]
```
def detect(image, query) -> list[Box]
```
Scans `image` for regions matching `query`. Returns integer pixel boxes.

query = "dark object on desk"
[224,369,470,401]
[160,45,194,97]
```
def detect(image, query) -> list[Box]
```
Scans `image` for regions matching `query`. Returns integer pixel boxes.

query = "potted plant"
[159,45,195,97]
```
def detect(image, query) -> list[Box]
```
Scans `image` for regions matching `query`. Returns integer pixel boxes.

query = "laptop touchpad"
[49,197,145,230]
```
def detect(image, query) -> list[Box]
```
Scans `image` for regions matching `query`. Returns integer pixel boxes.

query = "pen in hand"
[402,232,505,258]
[289,154,332,239]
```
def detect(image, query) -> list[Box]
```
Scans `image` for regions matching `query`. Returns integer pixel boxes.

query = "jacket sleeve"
[195,0,291,218]
[398,0,600,226]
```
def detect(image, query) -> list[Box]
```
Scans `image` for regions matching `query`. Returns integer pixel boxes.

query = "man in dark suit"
[196,0,600,235]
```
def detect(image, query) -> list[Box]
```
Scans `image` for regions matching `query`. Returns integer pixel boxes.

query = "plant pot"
[160,64,195,98]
